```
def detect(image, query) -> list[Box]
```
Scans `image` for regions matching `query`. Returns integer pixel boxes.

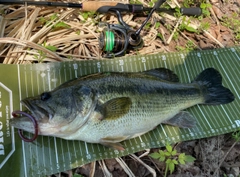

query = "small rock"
[199,40,214,49]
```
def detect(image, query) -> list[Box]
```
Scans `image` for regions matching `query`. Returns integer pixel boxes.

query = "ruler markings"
[220,51,240,99]
[18,65,28,177]
[72,139,79,167]
[167,54,183,137]
[213,51,238,96]
[211,52,238,125]
[155,124,164,140]
[30,65,34,96]
[47,66,60,172]
[28,140,35,177]
[66,141,72,166]
[60,139,66,170]
[57,67,65,170]
[230,47,240,60]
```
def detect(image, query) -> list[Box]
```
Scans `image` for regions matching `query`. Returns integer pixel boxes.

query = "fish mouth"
[10,98,53,137]
[20,99,51,121]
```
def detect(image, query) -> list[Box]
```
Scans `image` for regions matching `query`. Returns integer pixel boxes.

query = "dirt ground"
[75,134,240,177]
[0,0,239,176]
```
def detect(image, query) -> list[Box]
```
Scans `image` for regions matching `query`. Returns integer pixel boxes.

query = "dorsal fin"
[144,68,179,82]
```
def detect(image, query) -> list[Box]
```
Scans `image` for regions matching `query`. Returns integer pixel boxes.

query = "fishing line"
[12,110,39,142]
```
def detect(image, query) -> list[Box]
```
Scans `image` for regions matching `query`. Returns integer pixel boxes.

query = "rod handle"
[82,2,143,13]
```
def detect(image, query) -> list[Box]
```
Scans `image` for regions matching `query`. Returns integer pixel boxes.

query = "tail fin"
[193,68,235,105]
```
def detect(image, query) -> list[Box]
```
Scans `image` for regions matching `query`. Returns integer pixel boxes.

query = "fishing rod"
[0,0,202,58]
[0,0,201,15]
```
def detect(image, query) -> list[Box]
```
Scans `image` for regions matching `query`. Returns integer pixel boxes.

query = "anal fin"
[162,111,196,128]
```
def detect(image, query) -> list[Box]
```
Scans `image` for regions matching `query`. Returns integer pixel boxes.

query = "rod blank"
[0,0,82,8]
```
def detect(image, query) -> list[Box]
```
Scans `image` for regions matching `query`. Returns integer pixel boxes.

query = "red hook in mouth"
[12,110,38,142]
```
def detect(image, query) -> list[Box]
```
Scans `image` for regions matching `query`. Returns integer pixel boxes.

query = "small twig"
[98,160,112,177]
[130,154,156,177]
[166,16,182,44]
[206,0,220,25]
[148,156,162,174]
[178,30,202,50]
[0,37,64,62]
[203,30,224,47]
[89,161,96,177]
[115,157,135,177]
[139,149,151,158]
[172,0,181,8]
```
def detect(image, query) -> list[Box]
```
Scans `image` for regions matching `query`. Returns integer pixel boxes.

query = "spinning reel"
[99,15,144,58]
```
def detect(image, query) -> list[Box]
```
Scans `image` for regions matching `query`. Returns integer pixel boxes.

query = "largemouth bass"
[11,68,234,150]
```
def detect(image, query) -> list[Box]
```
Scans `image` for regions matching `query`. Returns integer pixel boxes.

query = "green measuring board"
[0,47,239,176]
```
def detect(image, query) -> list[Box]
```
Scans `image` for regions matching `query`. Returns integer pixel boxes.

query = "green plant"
[173,31,179,40]
[199,21,210,31]
[221,12,240,42]
[185,40,196,50]
[164,23,172,32]
[175,45,186,51]
[39,13,70,30]
[174,7,183,18]
[232,129,240,142]
[42,42,58,52]
[81,11,96,20]
[183,0,195,8]
[0,9,5,15]
[149,0,158,7]
[33,50,46,63]
[40,13,58,25]
[73,174,84,177]
[144,22,152,30]
[33,42,57,62]
[149,143,196,177]
[155,22,161,29]
[179,17,198,33]
[157,33,164,41]
[200,2,212,17]
[155,22,163,39]
[53,21,70,29]
[129,0,142,4]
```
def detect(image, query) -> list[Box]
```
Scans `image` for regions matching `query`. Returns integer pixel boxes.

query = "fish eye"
[40,92,51,101]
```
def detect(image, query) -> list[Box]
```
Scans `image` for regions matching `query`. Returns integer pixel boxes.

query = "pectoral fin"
[100,97,132,120]
[100,136,128,151]
[163,111,196,128]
